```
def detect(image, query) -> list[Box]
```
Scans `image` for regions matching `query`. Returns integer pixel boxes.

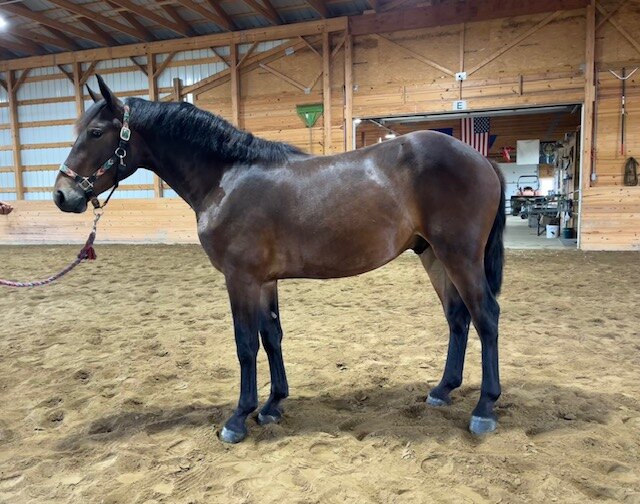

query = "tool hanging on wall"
[296,104,324,154]
[624,157,639,186]
[609,67,638,156]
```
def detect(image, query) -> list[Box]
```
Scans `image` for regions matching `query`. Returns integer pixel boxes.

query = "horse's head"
[53,75,144,213]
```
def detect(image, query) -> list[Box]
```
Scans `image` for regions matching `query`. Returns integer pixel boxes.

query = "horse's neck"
[136,126,224,212]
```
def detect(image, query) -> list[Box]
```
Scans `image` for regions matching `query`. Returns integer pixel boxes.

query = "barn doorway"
[355,105,582,249]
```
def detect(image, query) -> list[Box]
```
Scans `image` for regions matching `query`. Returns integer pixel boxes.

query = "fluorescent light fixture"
[0,15,7,29]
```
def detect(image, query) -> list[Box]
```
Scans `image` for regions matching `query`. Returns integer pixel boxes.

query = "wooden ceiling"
[0,0,441,60]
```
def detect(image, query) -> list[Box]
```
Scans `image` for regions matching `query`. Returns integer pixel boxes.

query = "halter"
[59,104,131,209]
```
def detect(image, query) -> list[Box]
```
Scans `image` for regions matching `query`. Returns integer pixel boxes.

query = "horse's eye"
[90,129,103,138]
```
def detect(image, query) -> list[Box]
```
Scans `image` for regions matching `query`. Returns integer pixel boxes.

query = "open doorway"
[355,105,582,249]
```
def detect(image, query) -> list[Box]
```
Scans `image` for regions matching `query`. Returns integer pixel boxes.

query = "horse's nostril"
[55,190,65,204]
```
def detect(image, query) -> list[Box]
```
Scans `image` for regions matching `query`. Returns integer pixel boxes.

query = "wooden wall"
[1,3,640,249]
[579,0,640,250]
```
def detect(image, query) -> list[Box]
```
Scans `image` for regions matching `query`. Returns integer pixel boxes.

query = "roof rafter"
[204,0,238,29]
[8,26,77,51]
[106,1,157,41]
[46,0,145,41]
[107,0,190,36]
[1,3,106,45]
[304,0,329,18]
[243,0,282,25]
[175,0,233,31]
[161,4,194,36]
[79,18,119,45]
[0,35,41,56]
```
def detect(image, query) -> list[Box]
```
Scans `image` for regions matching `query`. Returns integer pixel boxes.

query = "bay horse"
[53,75,506,444]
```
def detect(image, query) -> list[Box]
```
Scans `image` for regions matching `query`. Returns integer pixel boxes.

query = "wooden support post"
[230,42,240,127]
[147,53,163,198]
[7,71,24,200]
[459,22,465,100]
[344,31,353,151]
[323,30,332,154]
[582,1,596,193]
[173,77,182,101]
[72,61,84,116]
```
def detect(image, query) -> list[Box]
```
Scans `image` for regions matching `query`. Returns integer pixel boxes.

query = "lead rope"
[0,209,102,288]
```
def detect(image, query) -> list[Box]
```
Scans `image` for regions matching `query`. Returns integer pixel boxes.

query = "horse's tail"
[485,160,506,297]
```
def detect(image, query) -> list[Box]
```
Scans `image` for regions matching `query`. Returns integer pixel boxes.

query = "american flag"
[461,116,491,156]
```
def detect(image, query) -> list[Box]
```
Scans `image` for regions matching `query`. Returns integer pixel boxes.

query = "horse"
[53,75,506,444]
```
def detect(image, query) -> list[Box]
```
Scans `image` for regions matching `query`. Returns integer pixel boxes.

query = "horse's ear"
[86,84,100,103]
[95,74,123,112]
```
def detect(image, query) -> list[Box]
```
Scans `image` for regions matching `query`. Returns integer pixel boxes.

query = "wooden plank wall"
[1,4,640,248]
[0,200,198,244]
[580,0,640,250]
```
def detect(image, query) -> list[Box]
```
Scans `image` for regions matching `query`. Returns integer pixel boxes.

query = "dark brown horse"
[54,75,506,443]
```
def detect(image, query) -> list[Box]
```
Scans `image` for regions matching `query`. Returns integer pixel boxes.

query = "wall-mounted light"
[0,15,8,29]
[354,118,362,125]
[384,133,396,139]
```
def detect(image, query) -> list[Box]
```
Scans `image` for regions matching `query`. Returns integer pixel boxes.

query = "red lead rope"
[0,211,101,288]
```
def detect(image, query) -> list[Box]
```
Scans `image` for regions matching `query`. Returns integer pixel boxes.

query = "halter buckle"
[79,178,94,191]
[114,147,127,159]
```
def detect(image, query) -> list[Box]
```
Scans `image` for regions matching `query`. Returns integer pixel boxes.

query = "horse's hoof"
[257,412,281,425]
[219,426,247,444]
[469,415,497,435]
[426,393,450,407]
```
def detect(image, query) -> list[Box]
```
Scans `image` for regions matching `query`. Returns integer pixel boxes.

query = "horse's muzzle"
[53,188,88,213]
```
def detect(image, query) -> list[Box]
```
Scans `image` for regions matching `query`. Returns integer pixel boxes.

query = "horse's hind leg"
[420,249,471,406]
[438,253,501,435]
[219,273,261,444]
[256,281,289,425]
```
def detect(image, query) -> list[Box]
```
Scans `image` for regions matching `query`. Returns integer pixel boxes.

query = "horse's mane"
[127,97,306,164]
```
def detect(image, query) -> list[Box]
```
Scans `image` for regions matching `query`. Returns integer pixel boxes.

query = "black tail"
[485,160,506,296]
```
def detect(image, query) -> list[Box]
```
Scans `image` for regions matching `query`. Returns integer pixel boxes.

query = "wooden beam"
[154,52,178,78]
[57,65,74,83]
[349,0,589,36]
[0,79,7,93]
[161,4,194,36]
[108,0,189,36]
[259,63,309,93]
[381,0,412,12]
[344,32,353,151]
[107,0,157,41]
[1,3,108,45]
[323,30,332,154]
[243,0,281,25]
[184,38,311,97]
[231,43,240,126]
[596,0,629,30]
[304,0,329,18]
[14,69,32,90]
[211,47,231,67]
[175,0,233,31]
[79,18,118,46]
[9,26,77,51]
[238,42,258,67]
[146,53,163,197]
[0,36,41,56]
[173,77,183,101]
[204,0,238,30]
[47,28,83,51]
[72,62,84,116]
[376,34,455,76]
[7,71,24,200]
[79,61,99,86]
[595,2,640,56]
[130,57,148,77]
[0,18,348,72]
[299,36,322,58]
[466,11,561,76]
[46,0,144,40]
[583,1,596,194]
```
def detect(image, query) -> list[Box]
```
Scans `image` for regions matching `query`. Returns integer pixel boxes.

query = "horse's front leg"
[257,281,289,425]
[220,273,261,444]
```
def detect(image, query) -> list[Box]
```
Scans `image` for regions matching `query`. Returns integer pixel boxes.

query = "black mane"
[125,98,306,164]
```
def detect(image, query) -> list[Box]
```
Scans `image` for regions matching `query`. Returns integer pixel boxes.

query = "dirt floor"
[0,245,639,504]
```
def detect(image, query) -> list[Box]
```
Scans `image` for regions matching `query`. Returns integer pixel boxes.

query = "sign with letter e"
[452,100,467,111]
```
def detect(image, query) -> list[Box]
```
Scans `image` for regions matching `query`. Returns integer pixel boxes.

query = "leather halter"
[59,104,131,209]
